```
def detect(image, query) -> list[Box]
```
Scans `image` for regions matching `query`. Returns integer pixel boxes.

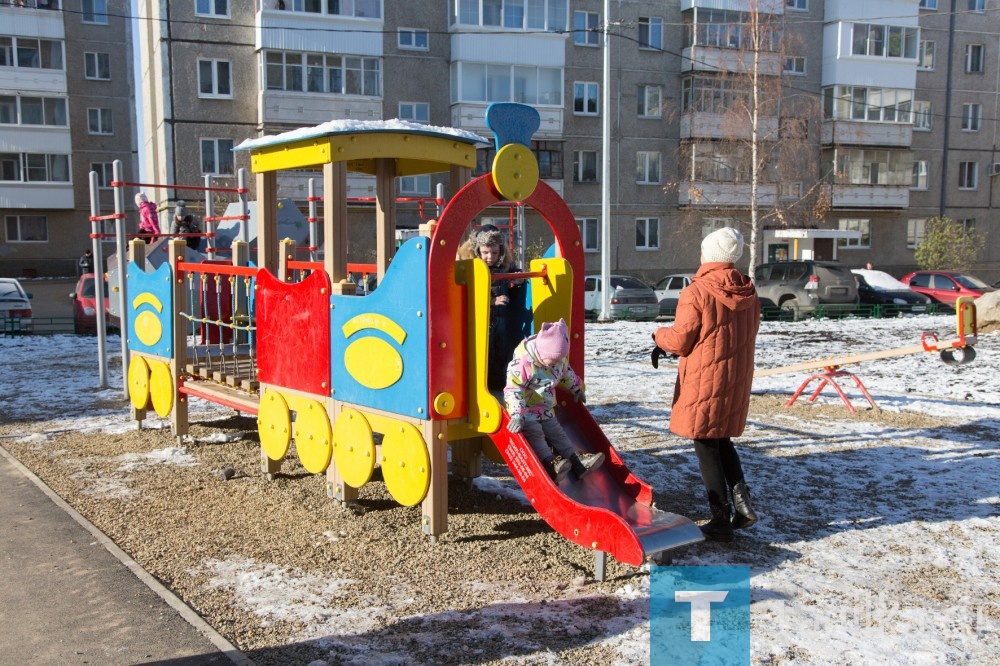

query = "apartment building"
[0,0,139,278]
[132,0,999,284]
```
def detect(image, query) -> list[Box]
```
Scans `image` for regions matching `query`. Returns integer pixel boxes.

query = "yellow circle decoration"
[491,143,539,202]
[381,423,431,507]
[293,399,333,474]
[331,408,376,488]
[134,308,164,347]
[128,356,151,411]
[148,361,174,418]
[258,389,291,461]
[343,337,404,389]
[432,391,455,417]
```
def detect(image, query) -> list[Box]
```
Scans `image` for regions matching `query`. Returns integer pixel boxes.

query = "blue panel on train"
[330,237,430,418]
[126,260,174,358]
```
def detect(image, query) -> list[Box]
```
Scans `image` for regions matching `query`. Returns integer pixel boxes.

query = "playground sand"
[0,393,970,665]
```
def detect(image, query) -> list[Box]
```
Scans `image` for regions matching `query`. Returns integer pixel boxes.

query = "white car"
[0,278,33,334]
[583,274,659,321]
[652,273,694,317]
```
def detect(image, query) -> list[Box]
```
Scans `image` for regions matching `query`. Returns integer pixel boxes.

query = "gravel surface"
[0,393,949,666]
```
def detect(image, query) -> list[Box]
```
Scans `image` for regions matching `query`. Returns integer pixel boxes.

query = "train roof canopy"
[235,119,489,177]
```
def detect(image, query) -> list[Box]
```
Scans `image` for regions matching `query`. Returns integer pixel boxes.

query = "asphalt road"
[21,277,77,319]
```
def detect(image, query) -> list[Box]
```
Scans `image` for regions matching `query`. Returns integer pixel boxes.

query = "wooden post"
[375,158,396,281]
[323,161,348,284]
[421,419,449,539]
[255,171,279,273]
[169,239,189,440]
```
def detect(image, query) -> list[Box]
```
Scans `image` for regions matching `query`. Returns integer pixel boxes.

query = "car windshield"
[852,269,910,291]
[0,282,26,300]
[80,278,109,298]
[953,274,990,289]
[609,276,650,290]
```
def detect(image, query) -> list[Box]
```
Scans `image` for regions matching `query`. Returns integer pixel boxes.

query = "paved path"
[0,447,252,666]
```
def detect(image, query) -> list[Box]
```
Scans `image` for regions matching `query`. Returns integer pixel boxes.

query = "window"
[635,217,659,250]
[784,57,806,74]
[822,85,913,124]
[399,175,431,195]
[786,0,807,9]
[968,0,985,11]
[959,218,976,232]
[578,217,599,252]
[0,153,69,182]
[637,85,662,118]
[91,162,114,189]
[0,96,67,126]
[918,41,935,69]
[533,140,563,179]
[266,51,382,97]
[5,215,48,243]
[452,62,562,106]
[574,11,600,46]
[966,44,984,73]
[702,218,731,238]
[452,0,565,31]
[639,17,663,50]
[398,28,429,51]
[399,102,429,124]
[851,23,918,59]
[195,0,229,18]
[919,0,937,8]
[87,108,113,135]
[201,138,234,175]
[823,148,913,186]
[962,103,982,131]
[781,182,803,199]
[906,219,926,248]
[636,151,661,184]
[912,160,929,189]
[913,101,932,130]
[683,10,779,52]
[683,76,751,114]
[8,37,64,70]
[573,82,598,115]
[82,0,108,24]
[958,162,977,189]
[573,150,598,183]
[836,219,871,249]
[84,52,110,80]
[198,59,232,98]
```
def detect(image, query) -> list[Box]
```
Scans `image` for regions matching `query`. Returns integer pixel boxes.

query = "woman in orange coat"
[652,227,760,542]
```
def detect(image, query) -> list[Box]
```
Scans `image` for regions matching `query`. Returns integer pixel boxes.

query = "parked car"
[0,277,33,333]
[851,269,932,316]
[583,274,659,321]
[753,260,859,320]
[70,273,111,334]
[898,270,996,305]
[652,273,695,318]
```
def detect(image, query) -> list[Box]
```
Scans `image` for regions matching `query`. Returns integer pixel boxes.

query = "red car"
[898,270,996,305]
[70,273,111,334]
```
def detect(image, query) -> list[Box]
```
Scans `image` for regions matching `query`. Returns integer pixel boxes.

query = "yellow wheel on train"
[128,356,151,411]
[293,399,333,474]
[381,422,431,507]
[148,360,174,418]
[331,408,376,488]
[257,389,291,461]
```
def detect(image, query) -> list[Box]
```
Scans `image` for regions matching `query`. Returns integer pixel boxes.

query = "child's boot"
[570,452,605,479]
[546,456,571,484]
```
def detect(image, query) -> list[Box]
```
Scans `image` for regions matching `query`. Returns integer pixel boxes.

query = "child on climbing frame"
[504,318,605,483]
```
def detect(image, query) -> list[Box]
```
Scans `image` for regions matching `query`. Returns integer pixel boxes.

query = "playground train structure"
[119,103,704,568]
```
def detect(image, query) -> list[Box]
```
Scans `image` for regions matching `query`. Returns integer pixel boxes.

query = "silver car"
[753,261,858,320]
[583,275,659,321]
[0,278,34,333]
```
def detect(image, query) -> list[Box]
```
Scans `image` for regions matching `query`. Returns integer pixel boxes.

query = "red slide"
[487,395,703,566]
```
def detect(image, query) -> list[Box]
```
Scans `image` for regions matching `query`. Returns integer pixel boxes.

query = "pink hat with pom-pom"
[534,318,570,361]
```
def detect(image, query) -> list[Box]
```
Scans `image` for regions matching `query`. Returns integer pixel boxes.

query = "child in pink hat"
[134,192,160,243]
[504,318,604,483]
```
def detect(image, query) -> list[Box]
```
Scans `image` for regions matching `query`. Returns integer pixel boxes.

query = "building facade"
[129,0,998,285]
[1,0,139,278]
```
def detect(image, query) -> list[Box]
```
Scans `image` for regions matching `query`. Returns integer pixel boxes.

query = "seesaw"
[753,297,978,413]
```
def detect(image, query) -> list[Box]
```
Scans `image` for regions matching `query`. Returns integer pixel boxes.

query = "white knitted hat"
[701,227,744,264]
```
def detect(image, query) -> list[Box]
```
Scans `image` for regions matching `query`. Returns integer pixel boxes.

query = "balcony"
[828,184,909,209]
[259,91,382,128]
[678,182,777,208]
[821,121,912,147]
[681,112,779,140]
[0,182,73,209]
[681,46,783,75]
[681,0,785,12]
[451,103,563,138]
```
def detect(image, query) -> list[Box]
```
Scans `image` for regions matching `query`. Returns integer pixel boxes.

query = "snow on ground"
[1,312,998,663]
